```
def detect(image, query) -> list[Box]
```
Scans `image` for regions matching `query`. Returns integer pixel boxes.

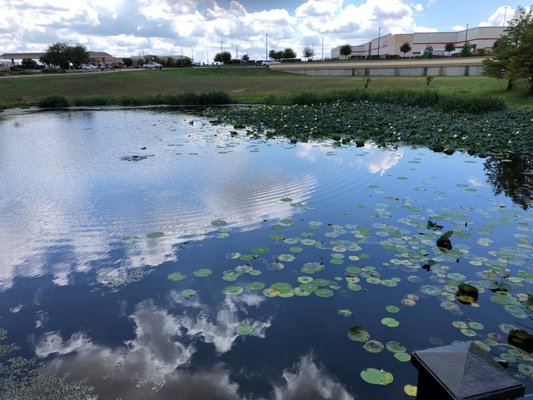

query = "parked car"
[81,63,98,70]
[261,59,280,67]
[144,62,163,70]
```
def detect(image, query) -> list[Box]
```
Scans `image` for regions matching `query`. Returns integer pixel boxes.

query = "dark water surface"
[0,109,531,399]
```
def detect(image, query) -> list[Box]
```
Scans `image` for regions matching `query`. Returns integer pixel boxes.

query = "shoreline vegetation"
[1,69,532,158]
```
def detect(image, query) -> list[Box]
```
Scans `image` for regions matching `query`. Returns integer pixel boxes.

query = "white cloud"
[479,6,515,27]
[35,294,273,398]
[273,354,355,400]
[0,0,443,60]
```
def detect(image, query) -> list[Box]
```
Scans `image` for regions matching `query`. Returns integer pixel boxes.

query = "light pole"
[465,23,469,42]
[321,35,324,61]
[235,44,238,59]
[503,6,509,26]
[219,41,224,53]
[265,34,268,60]
[377,26,381,57]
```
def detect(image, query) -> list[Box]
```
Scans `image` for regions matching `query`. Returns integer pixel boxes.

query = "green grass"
[0,68,531,110]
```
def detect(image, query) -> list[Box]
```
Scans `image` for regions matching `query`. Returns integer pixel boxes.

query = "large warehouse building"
[331,26,506,58]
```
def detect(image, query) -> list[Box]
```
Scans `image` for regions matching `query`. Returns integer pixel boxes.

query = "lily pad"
[381,317,400,328]
[223,285,243,295]
[146,231,165,239]
[385,305,400,313]
[360,368,393,385]
[347,326,370,342]
[315,288,334,298]
[181,289,197,297]
[251,246,270,254]
[278,254,296,262]
[193,268,213,278]
[404,384,417,397]
[167,272,186,281]
[211,219,228,227]
[338,309,352,317]
[363,340,385,353]
[236,325,254,336]
[394,352,411,362]
[386,341,406,353]
[248,281,265,290]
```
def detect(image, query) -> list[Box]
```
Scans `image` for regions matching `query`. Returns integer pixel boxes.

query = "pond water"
[0,109,531,399]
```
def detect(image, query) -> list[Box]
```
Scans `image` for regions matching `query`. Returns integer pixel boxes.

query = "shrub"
[37,95,69,108]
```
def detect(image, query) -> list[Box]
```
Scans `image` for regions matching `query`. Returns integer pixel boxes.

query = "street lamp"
[265,34,268,60]
[465,23,469,42]
[503,6,509,26]
[321,35,324,61]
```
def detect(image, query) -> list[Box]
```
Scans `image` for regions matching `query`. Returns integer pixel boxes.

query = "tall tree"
[282,48,296,59]
[400,42,411,57]
[241,54,249,61]
[460,42,474,57]
[40,42,70,69]
[214,51,231,63]
[508,14,533,93]
[67,44,89,67]
[339,44,352,59]
[483,6,533,91]
[303,45,314,61]
[444,42,456,56]
[423,45,433,58]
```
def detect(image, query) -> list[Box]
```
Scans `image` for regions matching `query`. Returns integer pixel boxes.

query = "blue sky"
[0,0,527,61]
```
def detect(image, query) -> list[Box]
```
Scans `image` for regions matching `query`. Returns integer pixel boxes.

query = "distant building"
[0,51,114,68]
[331,27,506,58]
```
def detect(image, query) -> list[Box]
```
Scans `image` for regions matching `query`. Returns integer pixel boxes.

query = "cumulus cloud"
[479,6,516,27]
[0,0,457,60]
[273,354,355,400]
[36,295,272,397]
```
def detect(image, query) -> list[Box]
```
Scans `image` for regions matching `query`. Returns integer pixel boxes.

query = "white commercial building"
[331,27,506,58]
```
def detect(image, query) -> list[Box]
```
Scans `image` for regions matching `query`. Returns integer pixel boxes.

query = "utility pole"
[235,44,238,59]
[265,34,268,60]
[465,24,469,42]
[191,49,194,63]
[377,27,381,57]
[321,35,324,61]
[219,41,224,53]
[503,6,509,26]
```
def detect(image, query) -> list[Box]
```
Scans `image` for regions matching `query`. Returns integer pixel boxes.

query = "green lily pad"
[420,285,442,296]
[248,281,265,290]
[251,246,270,254]
[121,236,138,243]
[394,352,411,362]
[278,254,296,262]
[347,326,370,342]
[146,231,165,239]
[381,318,400,328]
[193,268,213,278]
[315,288,334,298]
[211,219,228,227]
[301,262,324,274]
[386,341,406,353]
[223,285,243,295]
[236,325,254,336]
[181,289,197,297]
[360,368,394,385]
[385,305,400,313]
[297,276,314,284]
[363,340,385,353]
[290,246,303,253]
[338,309,352,317]
[168,272,186,281]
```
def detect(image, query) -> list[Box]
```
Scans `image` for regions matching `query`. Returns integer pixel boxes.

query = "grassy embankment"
[0,67,531,110]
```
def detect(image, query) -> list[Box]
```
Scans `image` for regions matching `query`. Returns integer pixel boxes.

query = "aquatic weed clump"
[214,101,533,157]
